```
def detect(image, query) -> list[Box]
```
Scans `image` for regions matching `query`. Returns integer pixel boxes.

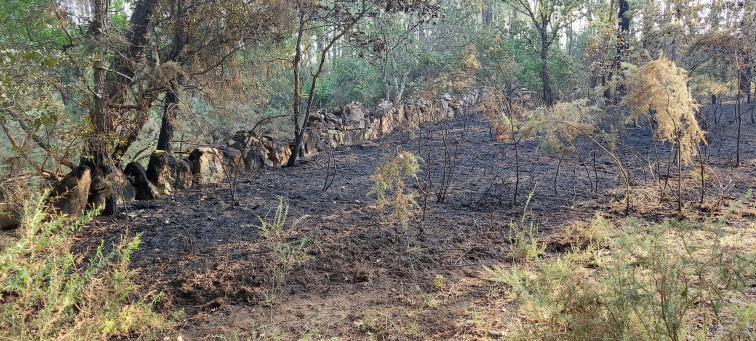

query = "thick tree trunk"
[106,0,160,99]
[102,0,160,164]
[157,92,178,153]
[83,0,120,215]
[157,0,189,153]
[84,0,109,174]
[89,0,160,166]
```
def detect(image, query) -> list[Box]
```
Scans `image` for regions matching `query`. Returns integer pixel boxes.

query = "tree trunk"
[83,0,120,215]
[286,9,306,167]
[287,6,363,166]
[103,0,160,164]
[157,0,189,153]
[157,92,178,153]
[608,0,630,102]
[737,76,742,167]
[482,0,494,26]
[540,29,553,106]
[84,0,109,174]
[677,133,683,212]
[618,0,630,32]
[737,38,743,167]
[106,0,160,99]
[742,54,752,105]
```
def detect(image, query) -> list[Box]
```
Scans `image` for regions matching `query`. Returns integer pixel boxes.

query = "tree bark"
[84,0,109,174]
[741,54,752,104]
[287,3,366,166]
[157,92,178,153]
[106,0,160,100]
[105,0,160,164]
[540,28,553,106]
[287,8,305,167]
[607,0,630,102]
[157,0,190,153]
[288,19,353,166]
[482,0,494,26]
[618,0,630,32]
[83,0,121,215]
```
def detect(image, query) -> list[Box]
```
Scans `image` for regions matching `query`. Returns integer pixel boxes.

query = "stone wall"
[1,95,473,229]
[133,95,467,200]
[229,96,464,169]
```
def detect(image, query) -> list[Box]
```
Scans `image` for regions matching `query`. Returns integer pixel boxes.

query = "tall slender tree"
[84,0,109,175]
[501,0,582,106]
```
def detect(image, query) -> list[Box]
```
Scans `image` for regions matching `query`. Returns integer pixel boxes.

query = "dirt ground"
[73,103,756,340]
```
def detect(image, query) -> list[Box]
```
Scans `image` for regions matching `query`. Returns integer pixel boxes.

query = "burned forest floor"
[74,104,756,340]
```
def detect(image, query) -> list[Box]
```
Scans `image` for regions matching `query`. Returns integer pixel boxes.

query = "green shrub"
[254,198,309,306]
[487,195,756,340]
[506,220,546,263]
[312,56,384,108]
[371,149,420,232]
[0,191,166,340]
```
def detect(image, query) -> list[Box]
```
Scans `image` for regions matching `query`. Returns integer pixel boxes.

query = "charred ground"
[74,105,756,339]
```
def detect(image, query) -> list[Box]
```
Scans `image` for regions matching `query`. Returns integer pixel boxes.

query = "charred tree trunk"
[540,28,553,107]
[82,0,121,215]
[157,92,178,153]
[287,5,365,166]
[106,0,160,99]
[607,0,630,102]
[742,54,752,105]
[106,0,160,163]
[157,0,189,153]
[287,8,305,167]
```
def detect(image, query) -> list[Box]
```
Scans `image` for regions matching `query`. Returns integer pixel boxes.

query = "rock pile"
[232,97,463,167]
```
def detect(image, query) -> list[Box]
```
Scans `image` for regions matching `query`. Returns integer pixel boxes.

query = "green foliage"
[313,56,384,108]
[0,3,88,172]
[371,149,420,231]
[0,1,70,47]
[254,198,309,306]
[506,191,546,262]
[506,220,546,263]
[475,29,521,91]
[0,49,65,129]
[487,196,756,340]
[566,212,612,248]
[0,192,166,339]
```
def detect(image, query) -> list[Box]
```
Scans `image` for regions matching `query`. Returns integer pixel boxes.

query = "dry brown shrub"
[628,54,706,164]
